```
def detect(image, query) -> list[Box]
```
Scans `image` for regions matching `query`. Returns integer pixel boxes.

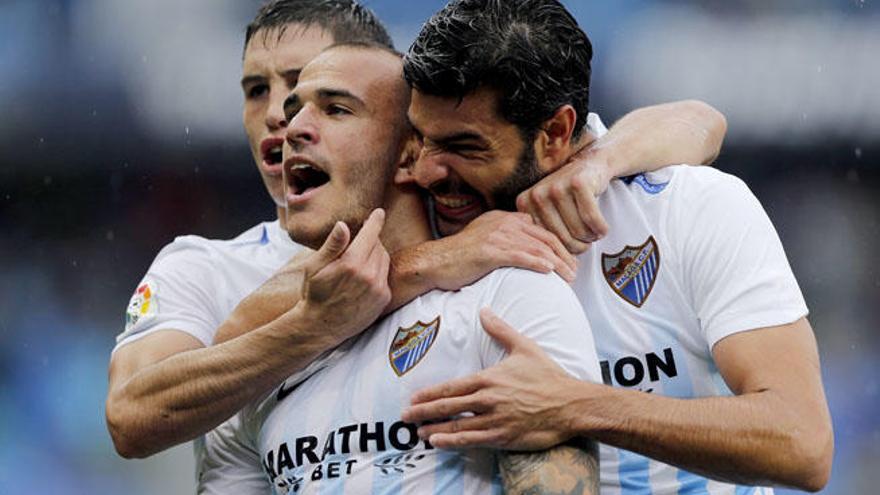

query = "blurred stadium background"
[1,0,877,493]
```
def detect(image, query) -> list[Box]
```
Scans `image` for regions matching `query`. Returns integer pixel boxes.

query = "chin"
[284,219,334,251]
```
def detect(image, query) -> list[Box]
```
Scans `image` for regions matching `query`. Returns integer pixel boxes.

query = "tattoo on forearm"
[499,440,599,495]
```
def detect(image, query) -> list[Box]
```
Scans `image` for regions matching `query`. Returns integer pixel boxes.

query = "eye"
[246,84,269,99]
[326,104,351,116]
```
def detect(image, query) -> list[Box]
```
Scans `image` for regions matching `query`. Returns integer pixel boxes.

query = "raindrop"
[854,148,862,159]
[43,176,53,186]
[185,126,190,135]
[106,230,115,241]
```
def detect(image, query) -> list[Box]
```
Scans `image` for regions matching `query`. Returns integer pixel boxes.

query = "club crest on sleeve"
[125,281,157,331]
[389,316,440,376]
[602,236,660,308]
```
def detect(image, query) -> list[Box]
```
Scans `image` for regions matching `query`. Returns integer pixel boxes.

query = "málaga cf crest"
[389,316,440,376]
[601,236,660,308]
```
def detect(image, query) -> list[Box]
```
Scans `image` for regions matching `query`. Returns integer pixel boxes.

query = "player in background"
[106,0,727,460]
[397,0,833,493]
[200,43,602,494]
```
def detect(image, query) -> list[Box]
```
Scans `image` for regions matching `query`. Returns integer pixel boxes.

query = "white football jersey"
[198,268,602,495]
[579,115,806,495]
[114,219,303,483]
[115,220,302,351]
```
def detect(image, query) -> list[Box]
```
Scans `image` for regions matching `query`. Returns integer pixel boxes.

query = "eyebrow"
[240,68,303,88]
[240,74,266,88]
[316,88,365,107]
[407,113,489,148]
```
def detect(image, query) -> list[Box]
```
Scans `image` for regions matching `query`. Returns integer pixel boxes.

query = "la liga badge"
[125,281,158,331]
[602,236,660,308]
[389,316,440,376]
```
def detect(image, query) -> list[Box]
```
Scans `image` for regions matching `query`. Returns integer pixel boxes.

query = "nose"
[285,105,319,149]
[413,151,451,188]
[265,88,289,131]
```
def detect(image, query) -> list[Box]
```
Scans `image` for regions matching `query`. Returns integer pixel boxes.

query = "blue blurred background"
[1,0,878,493]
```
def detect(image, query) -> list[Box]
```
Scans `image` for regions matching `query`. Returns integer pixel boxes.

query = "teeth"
[269,146,282,154]
[291,163,315,171]
[435,196,474,209]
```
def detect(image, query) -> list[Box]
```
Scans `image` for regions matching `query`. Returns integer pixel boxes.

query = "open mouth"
[286,162,330,198]
[260,138,285,174]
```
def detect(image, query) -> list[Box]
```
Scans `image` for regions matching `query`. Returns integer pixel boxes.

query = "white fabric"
[114,220,302,350]
[577,114,804,495]
[198,268,601,495]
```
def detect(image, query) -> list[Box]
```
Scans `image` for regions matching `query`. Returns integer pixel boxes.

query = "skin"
[400,87,833,491]
[107,22,728,461]
[242,24,335,213]
[261,45,600,493]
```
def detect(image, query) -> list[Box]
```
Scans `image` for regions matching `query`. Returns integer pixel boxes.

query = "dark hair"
[403,0,592,140]
[245,0,393,52]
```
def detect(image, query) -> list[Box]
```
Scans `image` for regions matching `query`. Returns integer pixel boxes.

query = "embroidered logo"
[125,281,157,331]
[389,316,440,376]
[601,236,660,307]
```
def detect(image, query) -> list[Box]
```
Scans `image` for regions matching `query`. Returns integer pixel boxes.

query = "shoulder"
[151,221,273,267]
[467,267,573,299]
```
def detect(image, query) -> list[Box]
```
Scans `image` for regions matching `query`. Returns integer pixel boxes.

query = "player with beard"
[201,42,603,495]
[106,0,727,465]
[398,0,833,493]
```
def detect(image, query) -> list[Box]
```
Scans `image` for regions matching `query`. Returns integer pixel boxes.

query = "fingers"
[531,193,590,254]
[313,221,350,266]
[480,308,536,354]
[348,208,386,259]
[427,430,506,450]
[407,374,485,407]
[404,394,492,424]
[572,185,609,241]
[519,222,578,276]
[417,414,498,443]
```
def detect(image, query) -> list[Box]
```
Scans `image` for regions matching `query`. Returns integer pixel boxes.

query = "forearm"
[500,440,599,495]
[108,306,335,458]
[570,384,830,490]
[594,100,727,178]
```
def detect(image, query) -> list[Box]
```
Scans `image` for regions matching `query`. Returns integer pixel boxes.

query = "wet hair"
[244,0,394,52]
[403,0,592,140]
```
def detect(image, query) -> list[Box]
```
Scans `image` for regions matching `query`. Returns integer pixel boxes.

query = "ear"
[394,133,422,185]
[535,105,577,172]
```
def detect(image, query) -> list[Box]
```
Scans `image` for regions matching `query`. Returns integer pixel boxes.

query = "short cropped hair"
[245,0,393,52]
[403,0,592,139]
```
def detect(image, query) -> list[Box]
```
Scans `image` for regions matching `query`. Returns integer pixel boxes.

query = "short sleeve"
[476,269,602,383]
[197,412,270,495]
[113,238,224,352]
[670,168,808,348]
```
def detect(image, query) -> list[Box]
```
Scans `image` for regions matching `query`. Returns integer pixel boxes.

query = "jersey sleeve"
[113,238,225,352]
[669,168,808,348]
[197,411,271,495]
[476,269,602,383]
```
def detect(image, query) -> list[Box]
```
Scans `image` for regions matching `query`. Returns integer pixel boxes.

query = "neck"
[379,184,432,253]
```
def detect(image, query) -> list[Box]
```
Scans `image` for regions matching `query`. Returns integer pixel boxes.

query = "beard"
[489,136,545,212]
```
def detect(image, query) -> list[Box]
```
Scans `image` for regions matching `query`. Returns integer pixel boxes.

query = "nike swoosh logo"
[276,379,304,402]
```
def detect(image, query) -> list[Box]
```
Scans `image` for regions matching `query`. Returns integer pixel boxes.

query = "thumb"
[479,307,532,354]
[314,221,350,266]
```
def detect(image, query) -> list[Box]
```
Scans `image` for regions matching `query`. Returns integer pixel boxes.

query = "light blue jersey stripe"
[618,449,653,495]
[432,450,464,494]
[735,486,757,495]
[676,469,708,494]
